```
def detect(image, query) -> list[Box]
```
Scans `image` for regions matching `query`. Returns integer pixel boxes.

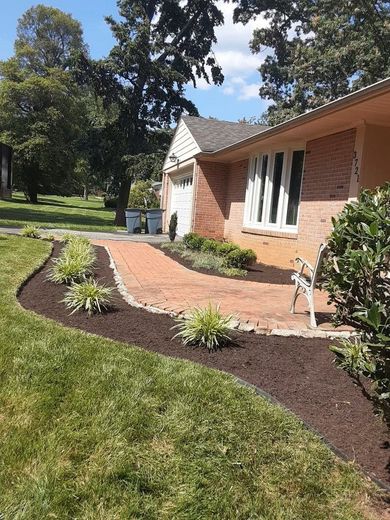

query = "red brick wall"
[224,128,356,267]
[192,161,228,239]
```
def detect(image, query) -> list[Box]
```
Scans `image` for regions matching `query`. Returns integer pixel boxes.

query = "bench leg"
[308,291,317,328]
[290,285,299,314]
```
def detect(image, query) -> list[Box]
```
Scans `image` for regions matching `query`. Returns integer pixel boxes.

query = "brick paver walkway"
[95,240,351,335]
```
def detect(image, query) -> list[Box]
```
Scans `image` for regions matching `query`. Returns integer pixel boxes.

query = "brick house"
[161,78,390,268]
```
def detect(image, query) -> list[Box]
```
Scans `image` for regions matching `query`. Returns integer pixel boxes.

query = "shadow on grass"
[0,206,115,228]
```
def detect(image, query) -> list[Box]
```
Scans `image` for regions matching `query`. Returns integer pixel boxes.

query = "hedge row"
[183,233,256,269]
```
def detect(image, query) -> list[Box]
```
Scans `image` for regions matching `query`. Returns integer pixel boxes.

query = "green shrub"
[42,234,55,242]
[224,248,257,269]
[104,197,117,208]
[192,252,224,271]
[63,278,114,315]
[219,266,247,278]
[183,232,206,251]
[172,303,235,351]
[322,183,390,401]
[217,242,240,256]
[200,239,220,254]
[21,225,41,239]
[169,212,178,242]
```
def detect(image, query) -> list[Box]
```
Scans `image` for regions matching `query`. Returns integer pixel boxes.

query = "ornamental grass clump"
[63,278,114,315]
[21,225,41,239]
[172,303,235,351]
[322,183,390,402]
[47,237,96,284]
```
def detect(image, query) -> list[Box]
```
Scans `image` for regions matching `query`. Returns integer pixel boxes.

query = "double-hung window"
[244,149,305,232]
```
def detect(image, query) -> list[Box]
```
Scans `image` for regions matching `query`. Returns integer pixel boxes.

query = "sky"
[0,1,271,122]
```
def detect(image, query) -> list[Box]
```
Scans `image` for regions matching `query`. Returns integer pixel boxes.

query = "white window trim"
[243,147,305,234]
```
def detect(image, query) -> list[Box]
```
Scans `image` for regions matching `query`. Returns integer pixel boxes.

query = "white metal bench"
[290,243,328,328]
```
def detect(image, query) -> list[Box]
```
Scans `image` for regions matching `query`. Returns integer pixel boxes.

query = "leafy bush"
[161,242,186,254]
[183,232,206,251]
[104,197,117,208]
[217,242,240,256]
[192,252,224,271]
[223,248,257,269]
[200,239,220,254]
[219,266,247,278]
[63,279,114,315]
[172,303,235,351]
[21,225,41,239]
[169,212,178,242]
[322,183,390,401]
[128,180,159,209]
[42,234,55,242]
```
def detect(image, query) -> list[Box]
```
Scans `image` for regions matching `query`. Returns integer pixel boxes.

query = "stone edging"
[105,245,354,340]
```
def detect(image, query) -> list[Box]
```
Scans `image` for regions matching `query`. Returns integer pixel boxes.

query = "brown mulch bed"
[151,243,295,284]
[19,242,389,486]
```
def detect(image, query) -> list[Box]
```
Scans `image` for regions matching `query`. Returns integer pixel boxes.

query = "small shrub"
[224,248,257,269]
[200,239,220,254]
[104,197,117,208]
[47,237,96,284]
[42,234,55,242]
[219,266,247,278]
[192,252,224,271]
[161,242,186,254]
[217,242,240,256]
[322,183,390,401]
[169,212,178,242]
[21,225,41,239]
[183,232,206,251]
[64,279,114,315]
[172,303,235,351]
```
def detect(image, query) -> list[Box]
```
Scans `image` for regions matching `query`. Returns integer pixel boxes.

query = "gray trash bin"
[145,209,164,234]
[125,208,142,233]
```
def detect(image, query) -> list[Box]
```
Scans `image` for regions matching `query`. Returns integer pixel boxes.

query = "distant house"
[162,78,390,268]
[0,143,12,199]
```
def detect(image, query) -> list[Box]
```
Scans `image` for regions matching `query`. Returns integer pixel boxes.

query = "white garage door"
[170,174,194,236]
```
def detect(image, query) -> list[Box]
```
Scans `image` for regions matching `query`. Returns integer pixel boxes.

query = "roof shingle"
[182,115,268,152]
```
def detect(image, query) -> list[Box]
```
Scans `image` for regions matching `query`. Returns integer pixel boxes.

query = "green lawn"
[0,192,124,232]
[0,235,379,519]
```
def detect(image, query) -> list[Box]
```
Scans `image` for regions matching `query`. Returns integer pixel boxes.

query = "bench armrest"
[295,257,314,276]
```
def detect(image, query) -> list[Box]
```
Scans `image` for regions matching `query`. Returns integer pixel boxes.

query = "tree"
[0,63,83,202]
[233,0,390,124]
[75,0,225,225]
[15,4,86,74]
[128,180,159,209]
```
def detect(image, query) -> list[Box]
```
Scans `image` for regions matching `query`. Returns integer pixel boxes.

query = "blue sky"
[0,1,271,121]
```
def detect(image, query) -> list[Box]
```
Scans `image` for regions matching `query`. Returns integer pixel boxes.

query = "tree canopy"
[233,0,390,124]
[15,4,86,74]
[74,0,226,224]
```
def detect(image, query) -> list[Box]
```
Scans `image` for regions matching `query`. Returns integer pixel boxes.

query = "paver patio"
[95,240,351,335]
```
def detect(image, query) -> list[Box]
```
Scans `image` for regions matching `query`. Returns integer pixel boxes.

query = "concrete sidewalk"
[0,226,170,243]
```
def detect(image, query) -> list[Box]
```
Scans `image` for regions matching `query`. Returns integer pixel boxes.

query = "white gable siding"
[163,119,200,170]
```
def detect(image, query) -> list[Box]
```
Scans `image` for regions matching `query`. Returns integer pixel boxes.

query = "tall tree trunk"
[26,175,38,204]
[83,183,88,200]
[114,178,131,226]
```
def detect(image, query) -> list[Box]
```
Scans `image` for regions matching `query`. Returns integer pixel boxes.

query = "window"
[244,149,305,232]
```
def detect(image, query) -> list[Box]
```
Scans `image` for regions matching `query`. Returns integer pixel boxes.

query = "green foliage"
[48,237,95,284]
[169,211,178,242]
[21,225,41,239]
[223,248,257,269]
[217,242,240,256]
[200,238,220,254]
[42,234,55,242]
[173,303,235,351]
[128,180,159,209]
[14,4,86,74]
[63,278,113,315]
[192,252,225,272]
[322,183,390,400]
[103,196,117,208]
[233,1,390,124]
[183,232,206,251]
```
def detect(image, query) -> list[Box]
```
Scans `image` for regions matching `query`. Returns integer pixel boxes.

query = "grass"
[162,242,247,277]
[0,235,380,519]
[0,192,124,232]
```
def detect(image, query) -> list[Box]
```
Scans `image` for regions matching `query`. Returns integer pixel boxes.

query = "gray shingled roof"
[182,115,268,152]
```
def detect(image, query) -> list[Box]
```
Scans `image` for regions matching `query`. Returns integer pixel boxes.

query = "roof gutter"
[197,77,390,159]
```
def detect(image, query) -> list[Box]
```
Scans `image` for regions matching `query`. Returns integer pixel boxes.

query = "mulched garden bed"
[151,243,295,285]
[19,242,389,486]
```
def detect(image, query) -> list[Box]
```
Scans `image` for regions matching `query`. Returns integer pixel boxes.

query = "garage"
[170,174,194,236]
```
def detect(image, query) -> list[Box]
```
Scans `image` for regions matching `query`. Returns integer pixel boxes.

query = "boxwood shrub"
[200,239,220,254]
[183,232,206,250]
[223,248,257,269]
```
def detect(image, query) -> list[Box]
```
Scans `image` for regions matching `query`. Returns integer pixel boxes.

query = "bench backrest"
[312,243,329,288]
